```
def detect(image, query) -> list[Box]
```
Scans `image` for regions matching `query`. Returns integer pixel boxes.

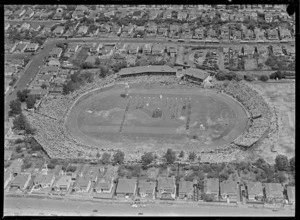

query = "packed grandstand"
[25,66,272,163]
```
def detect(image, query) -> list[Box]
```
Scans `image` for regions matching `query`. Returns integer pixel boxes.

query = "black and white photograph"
[3,3,296,216]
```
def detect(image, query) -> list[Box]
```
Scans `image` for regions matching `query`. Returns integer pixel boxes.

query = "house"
[243,45,255,58]
[254,28,265,41]
[220,12,229,21]
[8,58,24,68]
[138,179,156,200]
[287,186,295,205]
[132,10,144,20]
[231,30,242,41]
[77,26,89,35]
[32,12,42,19]
[264,13,273,22]
[220,180,239,202]
[10,173,31,190]
[5,150,13,161]
[114,43,128,54]
[20,23,30,30]
[271,45,284,56]
[6,159,23,176]
[152,43,165,55]
[193,27,205,40]
[25,43,39,52]
[128,43,140,54]
[183,68,210,84]
[5,23,11,31]
[29,89,48,99]
[4,172,13,189]
[53,26,65,36]
[24,9,34,19]
[75,5,89,12]
[203,178,220,201]
[156,177,176,200]
[5,66,16,76]
[264,183,284,203]
[48,59,61,67]
[72,10,85,20]
[13,9,26,18]
[53,12,63,20]
[68,44,79,53]
[178,179,194,200]
[14,42,27,53]
[52,175,72,192]
[94,166,116,195]
[167,45,178,57]
[146,23,158,36]
[116,178,137,199]
[246,181,264,201]
[30,23,41,32]
[267,29,279,40]
[42,23,54,33]
[40,12,53,20]
[143,44,153,54]
[219,25,230,40]
[243,29,255,41]
[32,173,55,190]
[72,176,91,193]
[13,41,28,53]
[104,10,115,18]
[49,48,63,58]
[157,27,168,37]
[206,27,218,40]
[149,10,160,20]
[163,10,172,19]
[250,12,258,21]
[178,11,188,21]
[278,27,292,40]
[188,11,198,21]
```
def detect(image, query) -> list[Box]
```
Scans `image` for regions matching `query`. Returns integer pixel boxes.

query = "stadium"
[26,66,272,163]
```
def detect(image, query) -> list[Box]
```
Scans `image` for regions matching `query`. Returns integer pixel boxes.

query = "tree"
[289,157,295,171]
[67,165,77,172]
[101,153,111,164]
[141,152,154,169]
[25,96,36,109]
[95,57,101,65]
[164,148,176,164]
[259,75,269,82]
[202,193,214,202]
[227,72,237,81]
[179,150,185,158]
[215,71,226,81]
[275,154,289,171]
[112,150,125,165]
[188,152,197,161]
[276,172,287,183]
[17,90,30,102]
[13,113,27,131]
[244,74,255,82]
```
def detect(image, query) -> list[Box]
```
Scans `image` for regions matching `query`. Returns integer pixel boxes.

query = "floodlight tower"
[124,82,130,98]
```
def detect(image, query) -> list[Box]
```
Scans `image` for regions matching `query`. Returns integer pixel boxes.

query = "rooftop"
[116,178,136,194]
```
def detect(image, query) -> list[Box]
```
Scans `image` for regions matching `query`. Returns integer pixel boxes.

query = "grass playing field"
[65,84,248,152]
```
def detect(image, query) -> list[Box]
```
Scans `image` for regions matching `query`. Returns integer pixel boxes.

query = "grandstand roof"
[184,68,209,80]
[118,65,176,76]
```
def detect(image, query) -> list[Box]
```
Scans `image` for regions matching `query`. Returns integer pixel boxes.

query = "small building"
[138,179,156,200]
[143,44,153,54]
[116,178,137,199]
[48,59,61,67]
[4,172,13,189]
[203,178,220,201]
[68,44,79,53]
[49,48,63,59]
[25,43,39,52]
[77,26,89,35]
[287,186,295,205]
[152,43,165,55]
[32,173,55,190]
[264,183,284,203]
[20,23,31,30]
[10,173,31,190]
[118,65,176,78]
[128,43,140,54]
[220,180,239,202]
[178,179,194,200]
[72,176,92,193]
[52,175,72,192]
[156,177,176,200]
[246,181,264,202]
[183,68,210,84]
[53,26,65,36]
[29,89,48,99]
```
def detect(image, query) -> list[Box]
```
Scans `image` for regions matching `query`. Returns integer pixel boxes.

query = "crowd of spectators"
[214,81,271,148]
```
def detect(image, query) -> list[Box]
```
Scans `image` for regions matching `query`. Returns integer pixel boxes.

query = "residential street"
[4,196,295,216]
